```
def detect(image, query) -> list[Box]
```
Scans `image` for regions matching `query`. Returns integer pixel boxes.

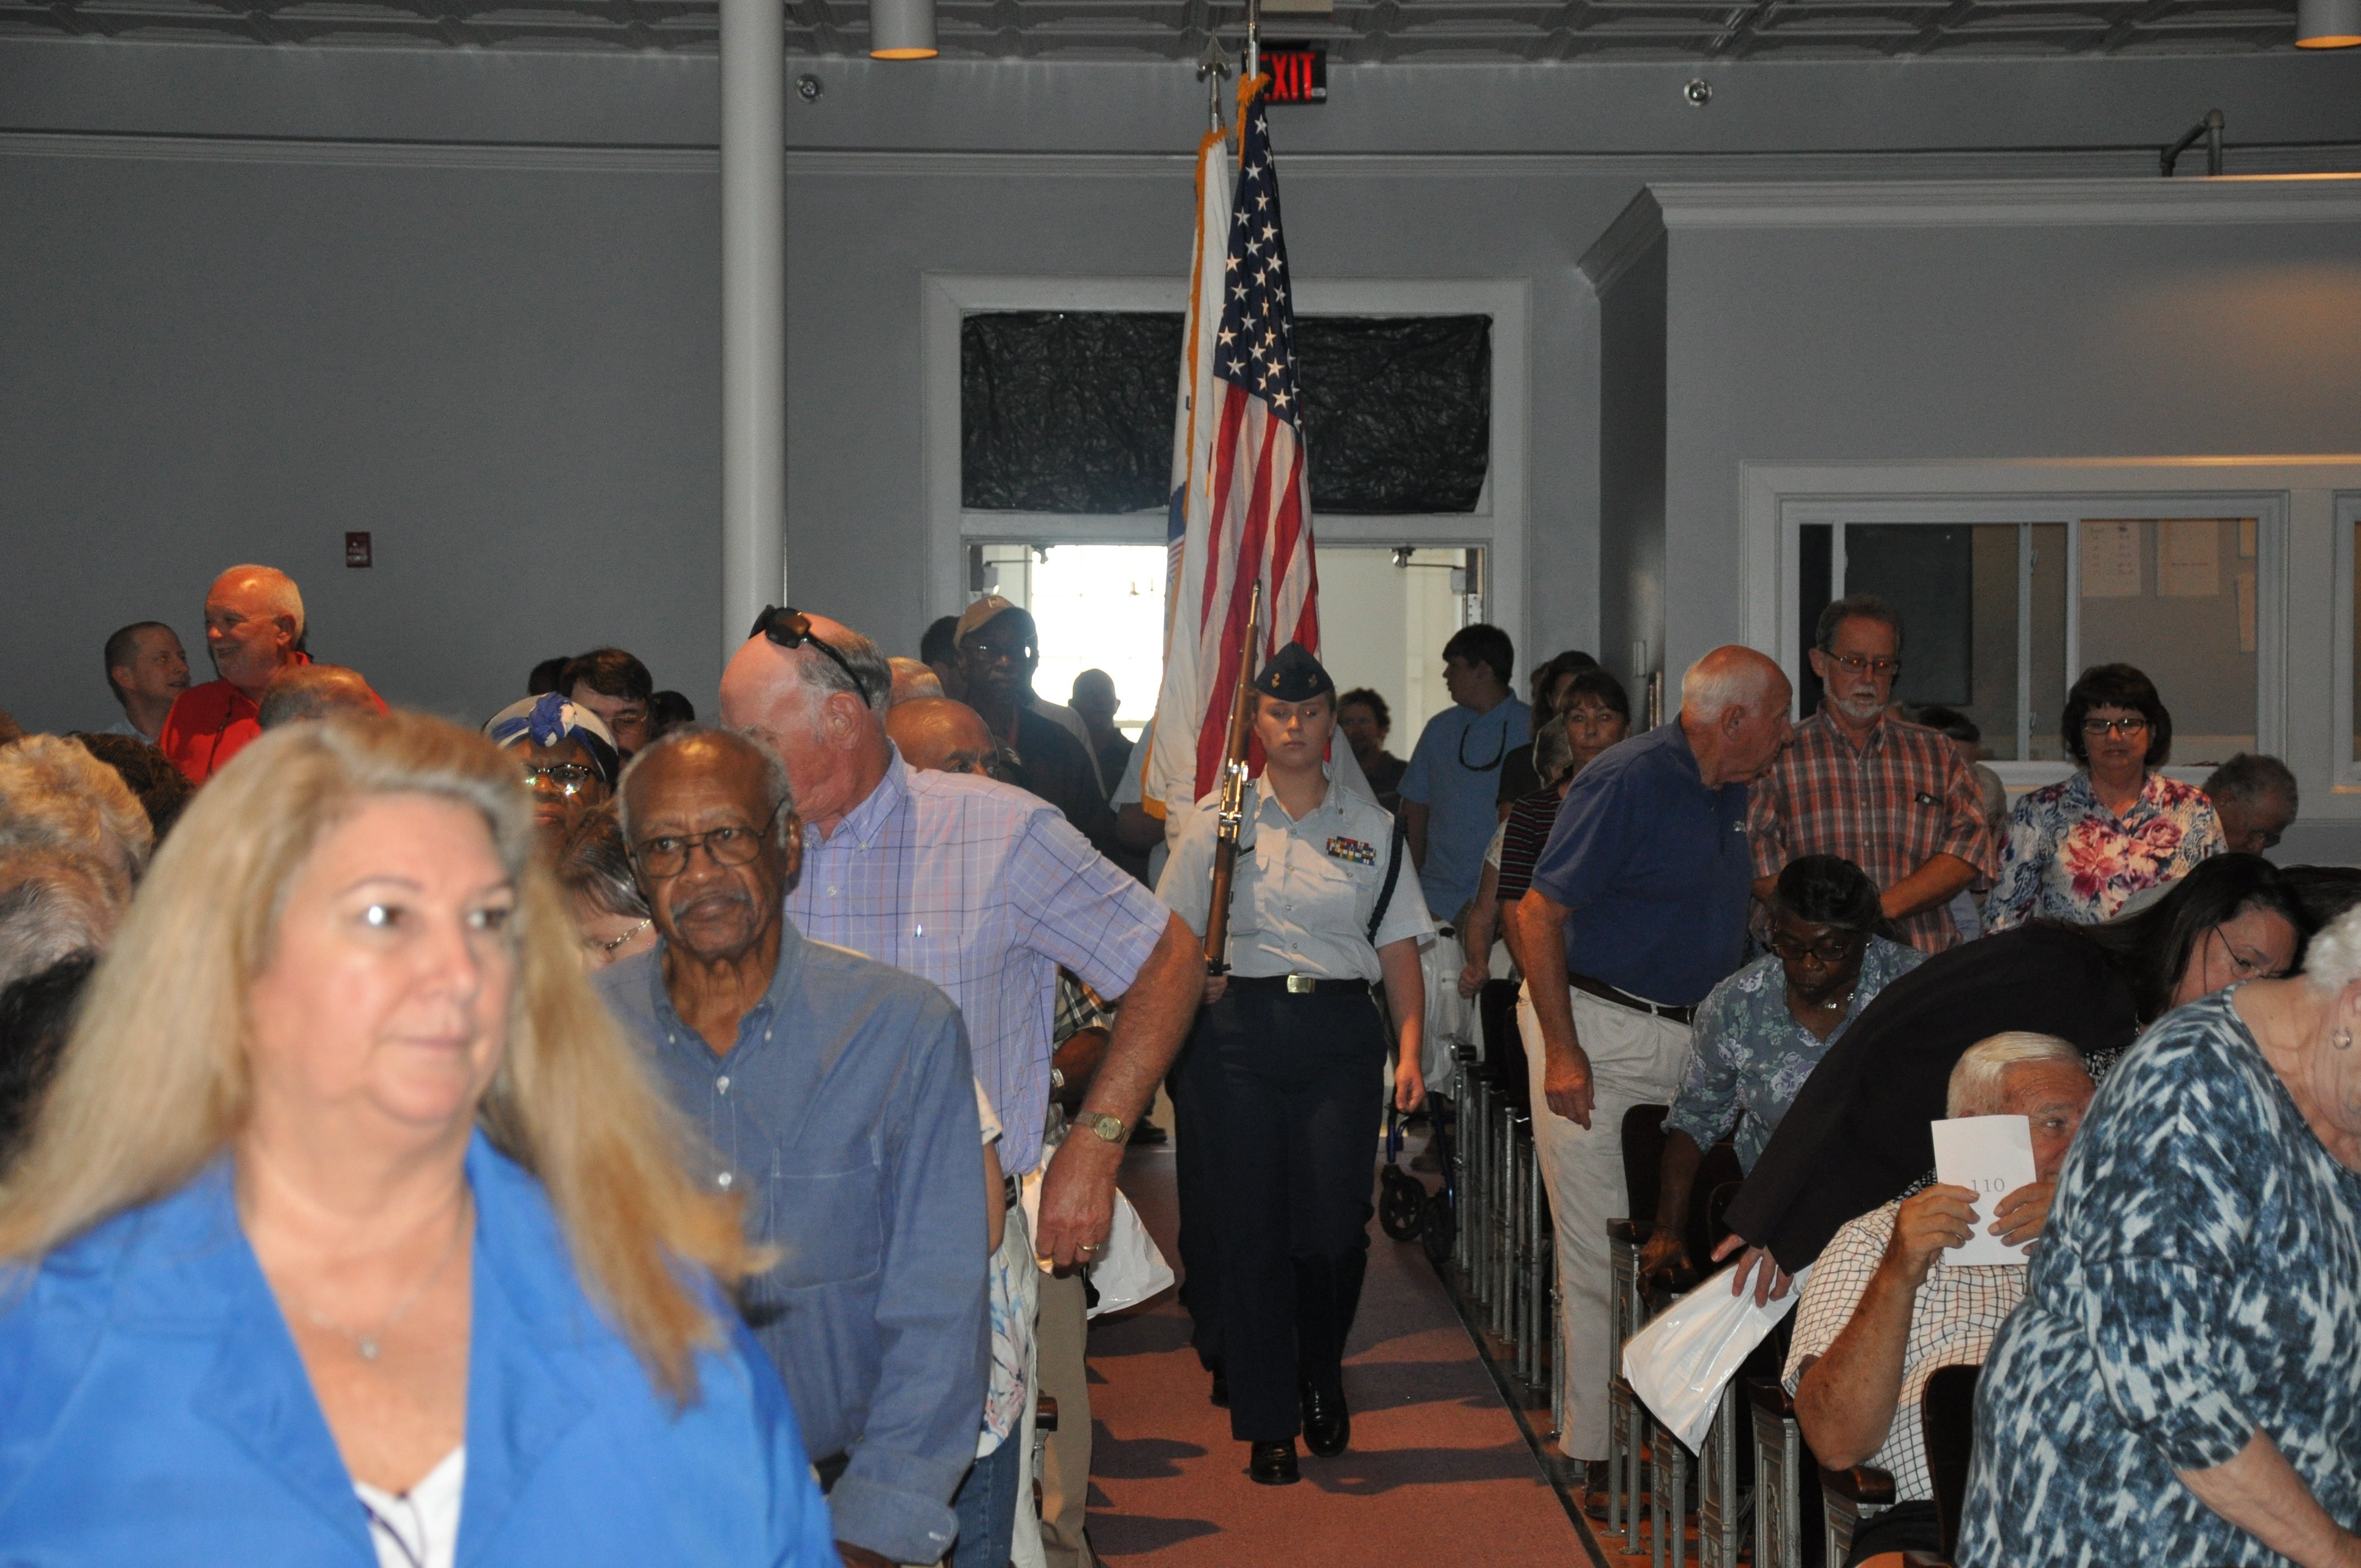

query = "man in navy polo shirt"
[1506,645,1793,1500]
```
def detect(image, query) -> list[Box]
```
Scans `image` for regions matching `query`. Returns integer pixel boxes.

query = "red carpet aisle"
[1086,1145,1598,1566]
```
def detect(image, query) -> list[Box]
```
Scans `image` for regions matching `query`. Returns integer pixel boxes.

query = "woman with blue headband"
[483,692,621,849]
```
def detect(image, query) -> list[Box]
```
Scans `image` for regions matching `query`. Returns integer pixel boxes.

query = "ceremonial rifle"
[1201,582,1263,976]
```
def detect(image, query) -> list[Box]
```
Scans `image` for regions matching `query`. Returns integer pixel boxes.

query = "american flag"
[1144,79,1321,813]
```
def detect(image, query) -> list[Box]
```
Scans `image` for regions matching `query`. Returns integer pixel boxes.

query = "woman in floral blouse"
[1987,664,2223,928]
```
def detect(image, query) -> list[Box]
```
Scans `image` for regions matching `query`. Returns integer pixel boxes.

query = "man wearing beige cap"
[954,596,1111,843]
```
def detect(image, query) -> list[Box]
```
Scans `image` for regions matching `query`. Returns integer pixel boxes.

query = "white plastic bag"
[1084,1188,1175,1318]
[1620,1262,1811,1452]
[1018,1168,1174,1316]
[1419,927,1475,1091]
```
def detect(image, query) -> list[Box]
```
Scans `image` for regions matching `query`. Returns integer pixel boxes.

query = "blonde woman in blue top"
[0,712,831,1567]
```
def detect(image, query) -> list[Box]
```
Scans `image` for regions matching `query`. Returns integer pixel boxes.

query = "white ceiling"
[0,0,2313,59]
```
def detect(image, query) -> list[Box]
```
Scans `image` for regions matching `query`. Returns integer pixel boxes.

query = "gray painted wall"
[1595,232,1667,699]
[1660,218,2361,677]
[4,37,2359,734]
[1,149,722,732]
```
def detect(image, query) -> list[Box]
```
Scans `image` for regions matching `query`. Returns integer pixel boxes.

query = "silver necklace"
[297,1198,471,1362]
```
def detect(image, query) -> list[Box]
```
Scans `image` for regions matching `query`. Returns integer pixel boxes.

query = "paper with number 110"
[1929,1114,2037,1266]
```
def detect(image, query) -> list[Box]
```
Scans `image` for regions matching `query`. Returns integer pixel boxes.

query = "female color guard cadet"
[1157,642,1432,1485]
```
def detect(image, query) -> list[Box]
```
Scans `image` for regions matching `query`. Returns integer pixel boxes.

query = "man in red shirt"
[159,565,309,783]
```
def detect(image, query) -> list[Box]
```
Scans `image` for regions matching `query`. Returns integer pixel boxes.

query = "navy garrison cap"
[1251,641,1336,703]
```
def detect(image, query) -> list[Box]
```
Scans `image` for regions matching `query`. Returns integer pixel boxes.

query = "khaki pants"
[1519,984,1693,1461]
[1032,1268,1096,1568]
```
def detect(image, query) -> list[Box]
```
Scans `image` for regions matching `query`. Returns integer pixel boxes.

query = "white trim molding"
[1581,174,2361,296]
[918,272,1531,665]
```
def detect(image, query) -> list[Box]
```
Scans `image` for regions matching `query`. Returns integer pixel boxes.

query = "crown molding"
[1582,173,2361,290]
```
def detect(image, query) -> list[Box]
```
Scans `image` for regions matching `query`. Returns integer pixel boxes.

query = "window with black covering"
[959,311,1490,515]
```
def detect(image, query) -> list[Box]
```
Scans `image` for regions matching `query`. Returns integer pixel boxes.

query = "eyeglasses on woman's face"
[630,803,785,879]
[2081,715,2150,738]
[1768,930,1869,967]
[520,761,600,797]
[2208,924,2288,983]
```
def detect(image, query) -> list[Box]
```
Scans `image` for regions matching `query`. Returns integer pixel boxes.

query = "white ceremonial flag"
[1930,1114,2037,1267]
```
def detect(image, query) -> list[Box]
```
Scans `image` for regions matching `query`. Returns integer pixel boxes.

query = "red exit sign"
[1263,45,1326,104]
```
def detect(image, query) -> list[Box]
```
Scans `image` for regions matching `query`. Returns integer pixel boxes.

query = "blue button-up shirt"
[1528,721,1755,1008]
[784,750,1169,1177]
[1400,695,1532,922]
[598,923,987,1567]
[1663,937,1925,1172]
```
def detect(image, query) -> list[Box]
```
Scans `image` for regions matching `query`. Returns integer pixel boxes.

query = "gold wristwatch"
[1076,1112,1127,1144]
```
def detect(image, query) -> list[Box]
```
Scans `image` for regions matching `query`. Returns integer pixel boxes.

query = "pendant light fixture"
[870,0,938,58]
[2297,0,2360,47]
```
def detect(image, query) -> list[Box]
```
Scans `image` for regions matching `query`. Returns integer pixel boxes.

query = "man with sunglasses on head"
[1747,595,1998,954]
[719,606,1199,1243]
[599,723,991,1568]
[720,607,1202,1568]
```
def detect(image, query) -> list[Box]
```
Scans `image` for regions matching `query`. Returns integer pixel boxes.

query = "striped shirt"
[1784,1199,2026,1503]
[786,752,1169,1176]
[1746,711,1997,954]
[1495,786,1563,907]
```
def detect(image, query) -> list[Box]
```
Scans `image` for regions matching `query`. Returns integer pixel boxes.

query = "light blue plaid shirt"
[786,750,1169,1175]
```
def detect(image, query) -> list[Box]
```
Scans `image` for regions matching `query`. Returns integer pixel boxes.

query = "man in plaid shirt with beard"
[1747,595,1996,954]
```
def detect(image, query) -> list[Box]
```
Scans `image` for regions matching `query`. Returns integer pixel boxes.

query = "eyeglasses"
[2208,924,2287,983]
[1823,652,1902,678]
[631,803,785,879]
[750,606,875,706]
[520,761,600,796]
[962,636,1035,666]
[2081,716,2150,738]
[593,917,652,956]
[1768,931,1868,966]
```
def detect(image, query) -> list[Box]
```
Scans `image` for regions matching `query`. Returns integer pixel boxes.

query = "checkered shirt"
[1747,712,1998,954]
[1783,1199,2026,1502]
[786,752,1168,1176]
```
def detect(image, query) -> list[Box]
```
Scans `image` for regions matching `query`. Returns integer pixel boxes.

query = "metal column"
[719,0,787,665]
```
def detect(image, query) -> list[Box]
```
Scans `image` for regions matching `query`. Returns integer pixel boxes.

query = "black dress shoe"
[1209,1368,1229,1408]
[1248,1439,1300,1485]
[1581,1458,1613,1520]
[1300,1385,1350,1458]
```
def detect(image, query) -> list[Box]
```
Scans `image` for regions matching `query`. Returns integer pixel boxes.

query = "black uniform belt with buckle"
[1226,973,1373,997]
[1566,971,1696,1026]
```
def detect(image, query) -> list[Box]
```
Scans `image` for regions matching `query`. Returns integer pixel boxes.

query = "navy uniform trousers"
[1171,981,1389,1443]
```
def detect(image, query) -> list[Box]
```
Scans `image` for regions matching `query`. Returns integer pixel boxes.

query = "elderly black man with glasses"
[1988,662,2225,928]
[597,723,991,1568]
[1747,594,1998,954]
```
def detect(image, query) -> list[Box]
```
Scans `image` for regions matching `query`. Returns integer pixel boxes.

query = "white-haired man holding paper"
[1783,1032,2095,1566]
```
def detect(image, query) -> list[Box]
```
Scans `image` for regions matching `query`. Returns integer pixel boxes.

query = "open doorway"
[966,542,1484,749]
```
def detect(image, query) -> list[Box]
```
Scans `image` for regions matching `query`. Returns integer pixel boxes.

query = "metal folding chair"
[1821,1463,1895,1567]
[1607,1217,1651,1552]
[1747,1375,1803,1568]
[1696,1380,1745,1568]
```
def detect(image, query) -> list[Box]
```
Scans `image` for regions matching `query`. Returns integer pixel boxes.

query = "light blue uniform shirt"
[1399,695,1531,923]
[0,1132,834,1566]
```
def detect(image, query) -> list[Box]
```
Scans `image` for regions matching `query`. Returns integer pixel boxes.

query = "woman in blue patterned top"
[1959,904,2361,1567]
[1987,663,2223,929]
[1640,855,1923,1280]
